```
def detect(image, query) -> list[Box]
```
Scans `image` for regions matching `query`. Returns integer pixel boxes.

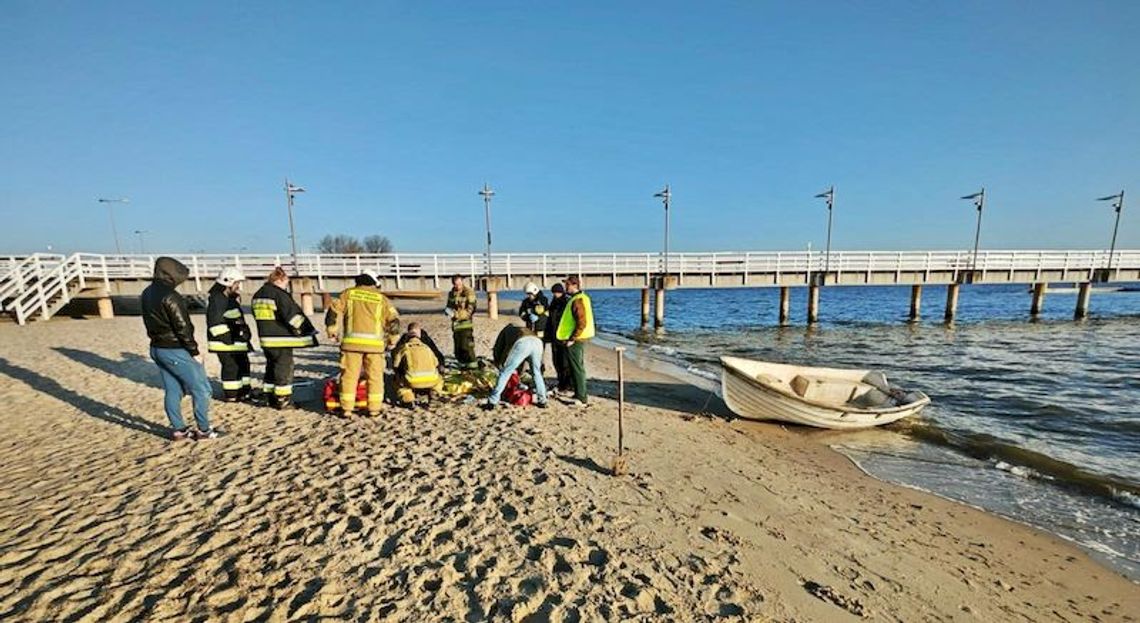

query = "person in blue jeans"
[483,331,548,409]
[141,257,217,440]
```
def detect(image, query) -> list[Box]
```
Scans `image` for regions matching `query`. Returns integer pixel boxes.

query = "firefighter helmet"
[216,267,246,287]
[524,282,540,296]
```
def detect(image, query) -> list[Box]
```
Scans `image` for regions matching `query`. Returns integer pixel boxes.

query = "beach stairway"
[0,254,87,325]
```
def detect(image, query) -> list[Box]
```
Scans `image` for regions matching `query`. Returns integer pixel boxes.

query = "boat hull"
[721,357,929,430]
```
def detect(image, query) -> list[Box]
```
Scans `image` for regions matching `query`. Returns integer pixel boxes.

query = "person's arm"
[421,330,446,364]
[206,293,233,344]
[166,294,200,356]
[324,294,344,338]
[466,288,477,315]
[279,289,315,336]
[569,297,586,342]
[383,299,401,348]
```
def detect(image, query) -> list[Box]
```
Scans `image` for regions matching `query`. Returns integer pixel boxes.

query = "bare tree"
[316,234,393,254]
[363,235,393,254]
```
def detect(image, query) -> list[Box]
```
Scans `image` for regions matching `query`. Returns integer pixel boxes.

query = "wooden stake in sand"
[611,347,628,476]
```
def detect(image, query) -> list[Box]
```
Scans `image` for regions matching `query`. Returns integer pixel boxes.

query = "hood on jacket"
[153,257,190,287]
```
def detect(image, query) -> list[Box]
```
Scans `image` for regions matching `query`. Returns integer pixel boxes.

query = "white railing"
[61,249,1140,283]
[2,249,1138,325]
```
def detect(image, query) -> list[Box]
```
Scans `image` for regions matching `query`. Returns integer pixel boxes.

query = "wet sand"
[0,304,1136,622]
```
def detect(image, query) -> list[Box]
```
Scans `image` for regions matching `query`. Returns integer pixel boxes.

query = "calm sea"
[575,283,1140,580]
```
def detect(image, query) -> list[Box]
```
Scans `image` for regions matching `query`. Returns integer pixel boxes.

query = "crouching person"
[392,323,442,408]
[325,271,400,417]
[482,323,548,410]
[142,257,217,440]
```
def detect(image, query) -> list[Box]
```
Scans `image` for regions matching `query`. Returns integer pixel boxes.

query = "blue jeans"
[488,336,548,405]
[150,347,212,431]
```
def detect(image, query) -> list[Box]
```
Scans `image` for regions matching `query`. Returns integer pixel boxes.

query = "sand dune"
[0,308,1136,621]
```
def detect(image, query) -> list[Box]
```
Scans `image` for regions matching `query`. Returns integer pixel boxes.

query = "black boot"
[222,389,240,403]
[273,395,293,411]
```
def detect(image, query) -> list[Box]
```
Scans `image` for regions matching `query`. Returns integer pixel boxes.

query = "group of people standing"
[140,256,594,441]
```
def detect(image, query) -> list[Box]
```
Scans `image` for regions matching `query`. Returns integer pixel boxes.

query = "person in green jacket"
[446,274,478,368]
[555,275,595,407]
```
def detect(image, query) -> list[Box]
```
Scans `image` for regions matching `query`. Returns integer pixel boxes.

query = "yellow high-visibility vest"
[556,292,595,340]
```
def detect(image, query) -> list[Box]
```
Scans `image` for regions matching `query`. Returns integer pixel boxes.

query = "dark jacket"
[206,283,252,353]
[251,282,319,349]
[544,294,568,343]
[141,257,199,355]
[518,292,550,334]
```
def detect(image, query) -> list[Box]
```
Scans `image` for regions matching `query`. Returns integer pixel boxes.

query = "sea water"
[573,284,1140,580]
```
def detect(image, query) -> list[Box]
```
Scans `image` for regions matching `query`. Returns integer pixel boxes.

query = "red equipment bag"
[323,377,369,412]
[501,372,534,407]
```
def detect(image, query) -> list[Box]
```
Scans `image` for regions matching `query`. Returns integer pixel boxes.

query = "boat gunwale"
[720,357,930,417]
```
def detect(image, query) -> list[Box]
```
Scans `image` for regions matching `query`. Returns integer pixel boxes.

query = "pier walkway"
[3,250,1138,325]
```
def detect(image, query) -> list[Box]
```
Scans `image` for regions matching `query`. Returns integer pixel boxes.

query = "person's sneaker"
[480,401,497,411]
[535,401,549,409]
[193,428,220,440]
[365,411,383,419]
[171,428,192,442]
[568,400,588,409]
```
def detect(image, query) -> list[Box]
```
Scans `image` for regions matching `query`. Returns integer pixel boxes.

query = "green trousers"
[453,327,476,366]
[568,341,588,403]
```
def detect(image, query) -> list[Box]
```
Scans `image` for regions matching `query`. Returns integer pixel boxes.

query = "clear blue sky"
[2,1,1137,255]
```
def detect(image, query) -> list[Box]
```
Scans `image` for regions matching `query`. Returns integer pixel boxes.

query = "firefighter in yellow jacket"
[391,322,443,407]
[325,271,400,417]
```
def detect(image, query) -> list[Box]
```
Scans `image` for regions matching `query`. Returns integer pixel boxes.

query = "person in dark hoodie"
[543,282,572,395]
[141,257,217,440]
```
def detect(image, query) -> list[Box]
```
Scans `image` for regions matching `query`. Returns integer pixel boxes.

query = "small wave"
[649,344,678,356]
[895,419,1140,507]
[685,365,719,382]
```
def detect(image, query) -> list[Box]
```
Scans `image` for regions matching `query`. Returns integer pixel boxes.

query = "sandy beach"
[0,303,1136,622]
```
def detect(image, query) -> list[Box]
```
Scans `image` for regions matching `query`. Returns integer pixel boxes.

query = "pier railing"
[27,249,1139,283]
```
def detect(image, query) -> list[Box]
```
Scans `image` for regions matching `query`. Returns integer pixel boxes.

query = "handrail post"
[394,253,402,290]
[191,256,202,292]
[433,254,440,290]
[101,255,110,291]
[316,254,325,291]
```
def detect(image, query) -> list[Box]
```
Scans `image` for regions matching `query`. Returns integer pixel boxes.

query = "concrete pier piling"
[1030,283,1047,316]
[1075,282,1092,319]
[300,292,315,316]
[654,287,665,331]
[488,291,499,319]
[640,288,650,330]
[909,285,922,321]
[97,296,114,319]
[806,284,820,324]
[944,283,960,322]
[778,287,790,325]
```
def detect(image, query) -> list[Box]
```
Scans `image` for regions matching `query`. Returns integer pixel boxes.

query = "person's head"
[268,266,289,287]
[355,272,378,287]
[524,282,539,299]
[451,274,465,289]
[551,282,565,298]
[565,275,581,294]
[216,267,245,293]
[406,321,422,339]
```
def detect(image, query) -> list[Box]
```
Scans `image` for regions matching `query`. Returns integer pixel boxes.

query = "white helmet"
[365,269,382,286]
[524,282,540,296]
[216,267,246,287]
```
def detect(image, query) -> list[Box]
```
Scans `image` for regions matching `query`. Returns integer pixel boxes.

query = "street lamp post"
[479,183,495,276]
[1097,190,1126,276]
[654,185,671,277]
[134,230,148,254]
[285,179,306,276]
[97,198,130,255]
[814,186,835,283]
[960,187,986,271]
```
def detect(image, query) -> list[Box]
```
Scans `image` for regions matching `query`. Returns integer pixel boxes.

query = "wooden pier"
[3,250,1139,325]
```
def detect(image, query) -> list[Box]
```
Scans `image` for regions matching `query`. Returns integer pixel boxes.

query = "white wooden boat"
[720,356,929,429]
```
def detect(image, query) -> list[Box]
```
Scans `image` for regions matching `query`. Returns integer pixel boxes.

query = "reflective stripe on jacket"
[252,282,318,349]
[447,286,477,331]
[206,284,252,353]
[393,337,442,389]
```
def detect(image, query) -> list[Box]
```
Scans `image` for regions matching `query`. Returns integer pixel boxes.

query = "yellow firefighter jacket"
[325,285,400,353]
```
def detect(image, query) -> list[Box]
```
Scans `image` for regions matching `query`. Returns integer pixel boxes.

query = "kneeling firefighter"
[252,267,319,409]
[392,322,442,407]
[207,267,254,402]
[325,271,400,416]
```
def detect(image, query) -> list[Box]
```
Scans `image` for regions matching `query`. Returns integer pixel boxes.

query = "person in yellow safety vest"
[392,322,443,407]
[206,267,254,402]
[555,275,595,407]
[446,274,478,368]
[251,267,319,409]
[325,270,400,417]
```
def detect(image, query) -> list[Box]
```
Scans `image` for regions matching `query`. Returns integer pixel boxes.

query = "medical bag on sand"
[323,378,369,412]
[501,372,533,407]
